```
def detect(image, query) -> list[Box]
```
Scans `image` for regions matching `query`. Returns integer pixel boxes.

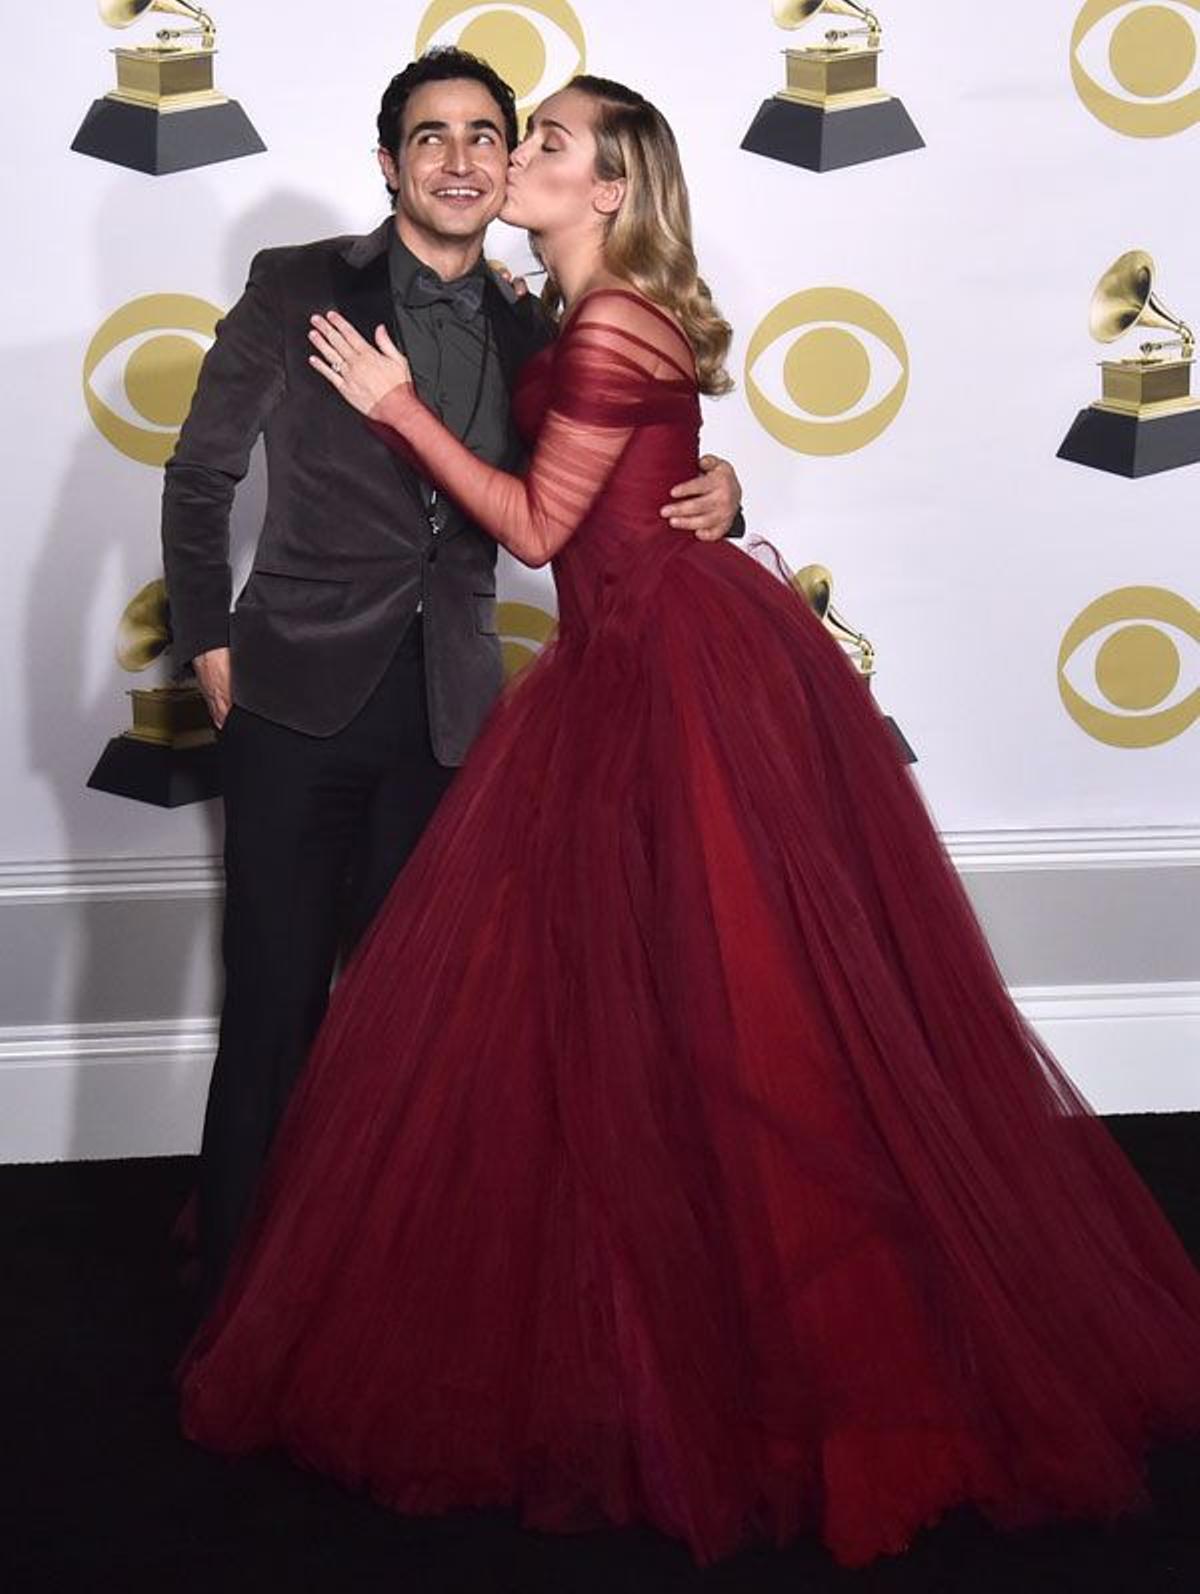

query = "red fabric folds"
[180,291,1200,1568]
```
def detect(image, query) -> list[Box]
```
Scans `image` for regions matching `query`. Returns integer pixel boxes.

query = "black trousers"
[198,620,456,1296]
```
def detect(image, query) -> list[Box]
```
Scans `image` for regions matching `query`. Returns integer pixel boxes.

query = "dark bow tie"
[405,265,486,322]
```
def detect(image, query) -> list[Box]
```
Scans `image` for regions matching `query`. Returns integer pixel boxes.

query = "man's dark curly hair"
[376,48,520,198]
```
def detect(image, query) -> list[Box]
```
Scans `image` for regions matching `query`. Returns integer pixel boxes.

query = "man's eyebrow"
[406,117,504,141]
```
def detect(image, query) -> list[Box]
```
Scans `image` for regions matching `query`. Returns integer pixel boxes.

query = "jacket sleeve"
[161,250,286,665]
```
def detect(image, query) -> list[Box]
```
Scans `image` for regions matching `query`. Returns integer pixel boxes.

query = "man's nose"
[443,138,474,173]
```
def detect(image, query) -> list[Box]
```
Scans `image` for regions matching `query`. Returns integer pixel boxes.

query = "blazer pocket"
[474,593,498,635]
[239,567,350,616]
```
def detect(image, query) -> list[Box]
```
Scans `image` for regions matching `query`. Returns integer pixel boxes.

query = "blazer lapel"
[485,275,526,393]
[330,224,429,517]
[484,274,555,391]
[331,220,399,344]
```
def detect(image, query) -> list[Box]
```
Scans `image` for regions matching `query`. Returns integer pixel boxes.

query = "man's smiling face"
[379,77,510,250]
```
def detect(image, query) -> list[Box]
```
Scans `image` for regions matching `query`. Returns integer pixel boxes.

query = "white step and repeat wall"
[1,1,1198,1156]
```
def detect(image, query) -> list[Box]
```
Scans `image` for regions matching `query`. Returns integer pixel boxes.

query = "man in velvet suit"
[162,49,744,1296]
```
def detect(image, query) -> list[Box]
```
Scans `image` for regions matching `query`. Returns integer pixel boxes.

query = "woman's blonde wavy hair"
[540,75,733,397]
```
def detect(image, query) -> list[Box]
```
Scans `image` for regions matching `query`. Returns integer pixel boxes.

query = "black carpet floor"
[3,1117,1199,1594]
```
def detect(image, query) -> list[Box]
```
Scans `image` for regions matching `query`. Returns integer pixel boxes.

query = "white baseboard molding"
[1,826,1196,905]
[0,1018,218,1163]
[943,826,1200,873]
[0,855,222,904]
[1013,982,1200,1114]
[1,984,1196,1164]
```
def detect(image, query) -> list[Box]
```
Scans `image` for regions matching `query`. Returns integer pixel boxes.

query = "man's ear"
[377,145,401,193]
[593,178,626,218]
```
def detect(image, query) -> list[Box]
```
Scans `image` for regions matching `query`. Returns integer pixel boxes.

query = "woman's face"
[501,88,618,235]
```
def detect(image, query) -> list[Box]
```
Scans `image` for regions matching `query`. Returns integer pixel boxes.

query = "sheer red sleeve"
[369,292,692,568]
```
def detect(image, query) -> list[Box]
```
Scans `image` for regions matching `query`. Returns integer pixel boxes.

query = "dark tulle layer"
[181,539,1200,1567]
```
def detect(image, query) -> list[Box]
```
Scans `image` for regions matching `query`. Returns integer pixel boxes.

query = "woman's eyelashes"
[515,129,561,157]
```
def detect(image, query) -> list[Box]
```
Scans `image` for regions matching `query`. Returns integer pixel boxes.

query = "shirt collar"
[387,226,488,299]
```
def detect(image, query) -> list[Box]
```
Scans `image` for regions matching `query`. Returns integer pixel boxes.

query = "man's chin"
[436,209,491,235]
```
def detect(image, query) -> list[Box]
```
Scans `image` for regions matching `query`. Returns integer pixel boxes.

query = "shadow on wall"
[17,180,347,1160]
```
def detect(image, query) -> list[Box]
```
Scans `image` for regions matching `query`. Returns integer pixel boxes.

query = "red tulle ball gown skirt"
[179,519,1200,1570]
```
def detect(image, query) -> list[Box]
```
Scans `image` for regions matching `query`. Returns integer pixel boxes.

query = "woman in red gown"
[179,75,1200,1567]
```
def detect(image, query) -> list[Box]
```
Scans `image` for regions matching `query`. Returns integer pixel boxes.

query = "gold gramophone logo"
[115,577,214,747]
[1071,0,1200,137]
[1058,587,1199,747]
[1057,250,1200,476]
[84,294,221,467]
[71,1,265,176]
[790,563,916,761]
[87,577,221,807]
[117,577,171,671]
[791,563,875,675]
[745,288,909,453]
[742,1,923,171]
[498,600,557,678]
[414,0,586,118]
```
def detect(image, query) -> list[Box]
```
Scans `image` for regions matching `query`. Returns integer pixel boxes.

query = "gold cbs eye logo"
[1071,0,1200,137]
[1058,586,1200,747]
[498,600,557,678]
[744,288,909,455]
[83,294,221,468]
[415,0,586,117]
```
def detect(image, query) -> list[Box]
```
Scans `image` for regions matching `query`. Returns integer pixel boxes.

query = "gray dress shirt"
[387,230,522,548]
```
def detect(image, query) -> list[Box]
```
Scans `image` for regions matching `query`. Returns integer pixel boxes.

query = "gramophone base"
[1057,404,1200,478]
[885,716,917,765]
[87,735,221,808]
[71,96,265,176]
[741,95,924,172]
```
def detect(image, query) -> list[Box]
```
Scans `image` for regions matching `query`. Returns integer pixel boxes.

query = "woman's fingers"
[307,325,345,367]
[309,312,356,364]
[323,310,370,353]
[307,311,409,415]
[374,323,404,362]
[308,353,344,389]
[309,314,347,354]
